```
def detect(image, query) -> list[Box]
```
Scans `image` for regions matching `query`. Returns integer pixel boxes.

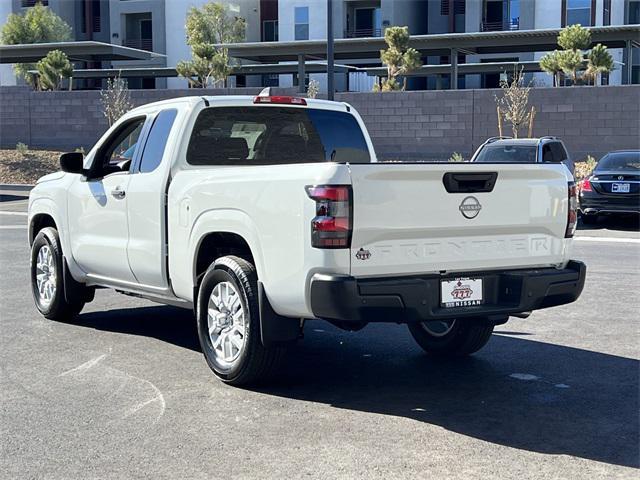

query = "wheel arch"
[29,198,85,282]
[29,212,58,245]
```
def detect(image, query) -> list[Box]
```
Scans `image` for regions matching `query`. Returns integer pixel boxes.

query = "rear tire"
[196,255,285,386]
[581,213,598,225]
[408,319,493,356]
[30,227,85,320]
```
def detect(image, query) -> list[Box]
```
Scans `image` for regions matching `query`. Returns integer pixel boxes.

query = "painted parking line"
[575,236,640,244]
[0,225,27,230]
[0,211,28,217]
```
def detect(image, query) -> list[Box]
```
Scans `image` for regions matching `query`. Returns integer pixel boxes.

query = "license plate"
[612,183,630,193]
[441,277,483,308]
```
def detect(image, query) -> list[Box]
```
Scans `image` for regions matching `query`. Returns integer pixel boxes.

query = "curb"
[0,184,34,192]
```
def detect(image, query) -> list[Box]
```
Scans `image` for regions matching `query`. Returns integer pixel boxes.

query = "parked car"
[28,94,586,385]
[579,150,640,223]
[471,136,575,177]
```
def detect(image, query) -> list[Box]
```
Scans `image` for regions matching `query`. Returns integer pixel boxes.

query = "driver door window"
[91,118,145,177]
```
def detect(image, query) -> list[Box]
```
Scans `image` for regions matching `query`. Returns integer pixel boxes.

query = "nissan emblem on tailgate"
[459,196,482,219]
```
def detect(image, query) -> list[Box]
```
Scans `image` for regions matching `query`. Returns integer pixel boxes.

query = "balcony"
[481,19,520,32]
[344,28,382,38]
[122,38,153,52]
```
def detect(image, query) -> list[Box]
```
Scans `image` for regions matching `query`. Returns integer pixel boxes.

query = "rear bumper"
[310,261,586,323]
[580,192,640,215]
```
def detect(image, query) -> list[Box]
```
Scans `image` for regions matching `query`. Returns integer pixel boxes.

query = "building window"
[603,0,611,25]
[565,0,593,27]
[294,7,309,40]
[122,13,153,51]
[80,0,102,33]
[21,0,48,6]
[263,20,278,41]
[440,0,465,15]
[628,0,640,24]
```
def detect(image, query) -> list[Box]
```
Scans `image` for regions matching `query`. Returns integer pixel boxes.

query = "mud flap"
[63,257,94,304]
[258,281,300,348]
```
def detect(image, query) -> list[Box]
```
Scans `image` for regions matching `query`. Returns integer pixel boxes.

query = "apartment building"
[1,0,637,90]
[275,0,639,91]
[108,0,167,89]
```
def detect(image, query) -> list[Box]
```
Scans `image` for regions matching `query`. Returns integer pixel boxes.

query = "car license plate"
[612,183,630,193]
[441,277,483,308]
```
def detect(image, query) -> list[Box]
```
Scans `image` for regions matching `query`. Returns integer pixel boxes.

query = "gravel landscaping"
[0,149,63,185]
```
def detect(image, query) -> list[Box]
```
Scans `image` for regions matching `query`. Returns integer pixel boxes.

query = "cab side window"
[549,142,568,162]
[90,117,146,178]
[138,109,178,173]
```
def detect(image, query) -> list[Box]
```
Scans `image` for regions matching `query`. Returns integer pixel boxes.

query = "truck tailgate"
[348,163,571,277]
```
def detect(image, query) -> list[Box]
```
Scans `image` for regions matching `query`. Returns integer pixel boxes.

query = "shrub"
[574,155,597,180]
[448,152,464,162]
[16,142,29,156]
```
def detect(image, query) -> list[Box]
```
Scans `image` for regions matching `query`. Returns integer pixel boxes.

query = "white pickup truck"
[28,94,586,385]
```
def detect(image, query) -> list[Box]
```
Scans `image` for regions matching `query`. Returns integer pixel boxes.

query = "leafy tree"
[539,24,613,86]
[100,76,133,126]
[36,50,72,91]
[0,3,72,87]
[495,67,533,138]
[377,26,422,92]
[176,2,245,88]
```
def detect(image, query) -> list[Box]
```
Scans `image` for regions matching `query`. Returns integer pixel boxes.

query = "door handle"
[111,187,126,199]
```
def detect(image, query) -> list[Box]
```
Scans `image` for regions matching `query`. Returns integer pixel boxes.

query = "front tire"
[196,255,285,386]
[30,227,85,320]
[408,319,493,356]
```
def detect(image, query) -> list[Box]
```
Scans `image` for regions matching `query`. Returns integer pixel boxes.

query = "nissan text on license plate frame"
[441,277,483,308]
[611,183,630,193]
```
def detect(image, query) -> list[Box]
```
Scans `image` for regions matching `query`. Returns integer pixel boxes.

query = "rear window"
[474,145,537,163]
[596,152,640,171]
[187,106,370,166]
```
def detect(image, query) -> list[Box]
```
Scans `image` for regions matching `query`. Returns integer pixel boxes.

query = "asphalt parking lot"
[1,190,638,479]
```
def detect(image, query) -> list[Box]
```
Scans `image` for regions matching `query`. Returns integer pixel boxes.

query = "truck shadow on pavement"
[77,308,638,469]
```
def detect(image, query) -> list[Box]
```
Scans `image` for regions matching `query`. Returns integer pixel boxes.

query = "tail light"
[254,96,307,105]
[581,177,593,192]
[305,185,352,248]
[566,182,578,238]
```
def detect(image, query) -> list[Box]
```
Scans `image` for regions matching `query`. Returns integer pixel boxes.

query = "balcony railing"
[122,38,153,52]
[481,19,520,32]
[344,28,382,38]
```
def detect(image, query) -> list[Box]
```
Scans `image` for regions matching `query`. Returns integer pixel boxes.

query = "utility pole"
[327,0,334,100]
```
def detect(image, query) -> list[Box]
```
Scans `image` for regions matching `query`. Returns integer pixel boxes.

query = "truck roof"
[128,95,350,115]
[483,137,564,147]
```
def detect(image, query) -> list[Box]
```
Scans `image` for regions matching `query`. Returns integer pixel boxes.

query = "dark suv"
[471,137,574,176]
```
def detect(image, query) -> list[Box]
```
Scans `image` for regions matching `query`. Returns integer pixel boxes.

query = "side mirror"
[60,152,84,174]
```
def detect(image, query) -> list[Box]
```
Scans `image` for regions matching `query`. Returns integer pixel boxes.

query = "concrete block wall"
[1,85,638,161]
[0,87,297,151]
